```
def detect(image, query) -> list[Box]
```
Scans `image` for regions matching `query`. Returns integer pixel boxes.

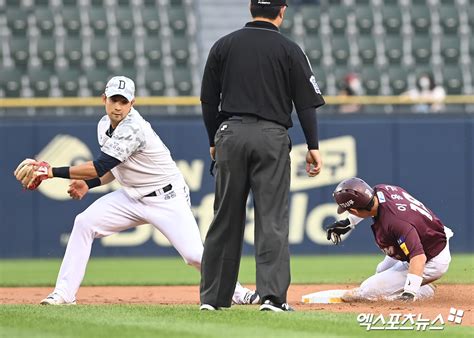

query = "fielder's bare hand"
[306,149,322,177]
[67,180,89,200]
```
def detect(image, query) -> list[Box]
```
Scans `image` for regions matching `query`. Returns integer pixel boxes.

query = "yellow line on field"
[323,95,474,105]
[0,95,473,108]
[0,96,200,107]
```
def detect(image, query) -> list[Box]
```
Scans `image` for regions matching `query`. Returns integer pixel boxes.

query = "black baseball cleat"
[259,299,294,312]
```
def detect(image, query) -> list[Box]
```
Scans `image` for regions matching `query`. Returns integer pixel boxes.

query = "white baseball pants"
[353,227,453,301]
[52,179,248,303]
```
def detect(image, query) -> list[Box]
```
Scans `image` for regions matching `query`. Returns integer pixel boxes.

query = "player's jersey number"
[396,191,433,221]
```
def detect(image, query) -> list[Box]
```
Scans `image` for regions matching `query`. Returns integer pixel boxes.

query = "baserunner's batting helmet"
[333,177,374,214]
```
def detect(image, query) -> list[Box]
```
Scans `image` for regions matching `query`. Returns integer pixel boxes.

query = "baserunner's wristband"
[85,178,101,189]
[404,273,423,295]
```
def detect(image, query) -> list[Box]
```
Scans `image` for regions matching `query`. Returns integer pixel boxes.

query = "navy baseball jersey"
[371,184,447,261]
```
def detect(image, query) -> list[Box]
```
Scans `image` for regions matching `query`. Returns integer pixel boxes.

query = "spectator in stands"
[402,73,446,113]
[338,72,363,113]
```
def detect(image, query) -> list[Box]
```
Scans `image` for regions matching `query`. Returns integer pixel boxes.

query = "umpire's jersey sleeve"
[289,45,325,111]
[201,41,221,105]
[200,40,224,145]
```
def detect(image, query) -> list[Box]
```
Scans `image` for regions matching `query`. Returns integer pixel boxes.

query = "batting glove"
[398,273,422,302]
[325,218,354,245]
[397,291,416,302]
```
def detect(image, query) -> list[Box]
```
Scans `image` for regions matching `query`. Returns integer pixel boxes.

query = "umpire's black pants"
[200,115,291,307]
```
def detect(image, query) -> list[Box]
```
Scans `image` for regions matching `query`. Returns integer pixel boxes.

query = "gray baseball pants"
[200,115,291,307]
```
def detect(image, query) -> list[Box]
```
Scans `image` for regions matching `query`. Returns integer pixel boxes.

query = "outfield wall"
[1,113,472,257]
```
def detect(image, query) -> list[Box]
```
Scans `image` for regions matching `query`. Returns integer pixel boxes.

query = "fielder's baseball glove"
[14,158,51,190]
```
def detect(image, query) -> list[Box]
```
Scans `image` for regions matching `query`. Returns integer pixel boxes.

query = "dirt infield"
[1,284,472,326]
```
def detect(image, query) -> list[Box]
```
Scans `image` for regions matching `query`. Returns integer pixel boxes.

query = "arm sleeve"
[289,46,325,112]
[92,151,121,177]
[348,214,364,226]
[200,43,222,146]
[390,222,425,260]
[202,102,226,146]
[296,107,319,149]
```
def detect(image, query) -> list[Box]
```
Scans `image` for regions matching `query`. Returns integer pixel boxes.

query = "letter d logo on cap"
[104,76,135,102]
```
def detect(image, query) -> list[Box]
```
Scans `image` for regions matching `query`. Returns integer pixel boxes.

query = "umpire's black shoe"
[259,300,294,312]
[200,304,219,311]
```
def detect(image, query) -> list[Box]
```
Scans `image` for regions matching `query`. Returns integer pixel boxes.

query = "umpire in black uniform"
[200,0,325,312]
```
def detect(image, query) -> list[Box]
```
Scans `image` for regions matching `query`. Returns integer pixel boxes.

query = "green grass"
[0,255,472,338]
[0,254,473,287]
[0,305,472,338]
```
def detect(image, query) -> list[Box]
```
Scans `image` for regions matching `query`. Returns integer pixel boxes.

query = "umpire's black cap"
[251,0,288,6]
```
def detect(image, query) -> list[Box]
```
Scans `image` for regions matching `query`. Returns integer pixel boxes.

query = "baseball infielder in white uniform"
[14,76,258,306]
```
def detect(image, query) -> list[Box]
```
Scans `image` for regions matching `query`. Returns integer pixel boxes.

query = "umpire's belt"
[227,115,259,123]
[144,184,172,197]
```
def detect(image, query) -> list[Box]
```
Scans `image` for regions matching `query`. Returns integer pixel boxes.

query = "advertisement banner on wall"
[0,114,472,257]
